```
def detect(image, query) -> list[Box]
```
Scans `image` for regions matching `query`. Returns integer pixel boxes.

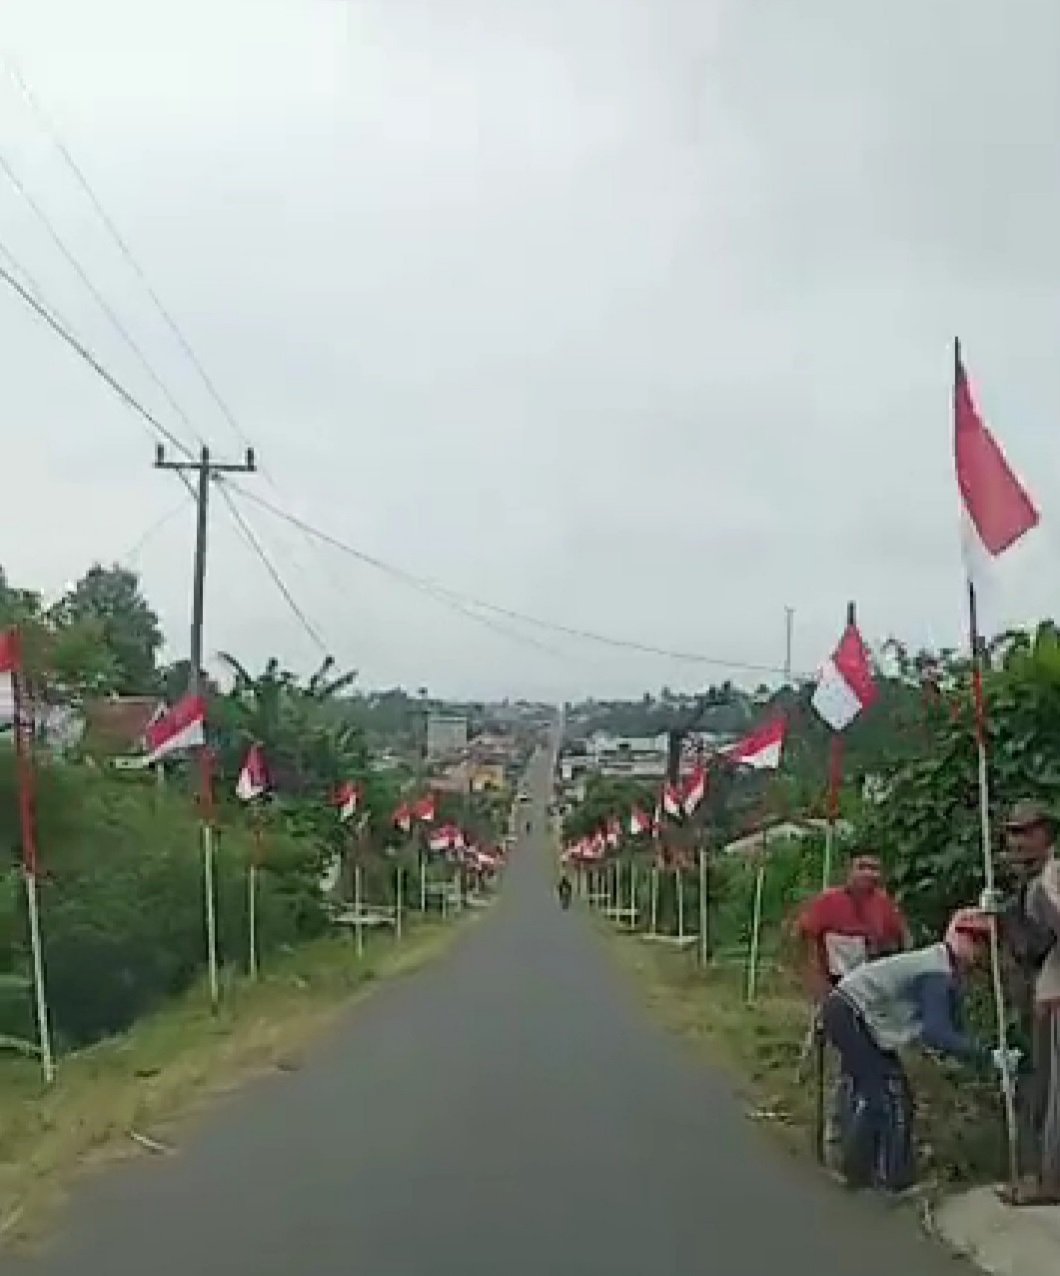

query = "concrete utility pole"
[784,606,794,683]
[154,444,256,694]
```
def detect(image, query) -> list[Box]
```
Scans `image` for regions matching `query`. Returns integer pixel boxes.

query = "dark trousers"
[822,992,913,1190]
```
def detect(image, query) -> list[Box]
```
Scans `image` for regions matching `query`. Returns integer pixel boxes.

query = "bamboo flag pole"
[746,835,768,1004]
[248,818,264,981]
[629,859,638,928]
[354,862,365,958]
[199,749,220,1012]
[650,864,659,935]
[952,335,1040,1191]
[9,636,55,1084]
[698,849,708,967]
[968,577,1019,1188]
[675,866,685,941]
[395,864,404,941]
[419,850,427,913]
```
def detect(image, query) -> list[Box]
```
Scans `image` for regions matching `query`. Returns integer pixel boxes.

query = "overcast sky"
[1,0,1058,701]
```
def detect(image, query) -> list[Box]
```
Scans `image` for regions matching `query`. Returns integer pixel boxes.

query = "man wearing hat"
[1001,798,1060,1206]
[821,907,1012,1193]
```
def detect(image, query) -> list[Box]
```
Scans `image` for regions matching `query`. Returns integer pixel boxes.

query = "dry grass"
[0,916,471,1248]
[602,924,1006,1185]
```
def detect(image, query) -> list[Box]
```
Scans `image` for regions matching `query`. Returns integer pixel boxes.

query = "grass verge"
[600,921,1005,1188]
[0,915,472,1249]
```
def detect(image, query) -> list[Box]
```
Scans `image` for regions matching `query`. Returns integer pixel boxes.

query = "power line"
[119,492,195,565]
[230,485,801,679]
[221,483,571,663]
[1,54,255,460]
[0,144,202,456]
[0,257,195,464]
[217,484,330,657]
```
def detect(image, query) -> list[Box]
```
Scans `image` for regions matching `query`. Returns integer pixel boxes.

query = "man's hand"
[991,1045,1023,1077]
[979,887,1005,916]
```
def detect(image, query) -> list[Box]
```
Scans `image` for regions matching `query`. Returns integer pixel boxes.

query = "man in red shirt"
[798,853,910,999]
[796,852,910,1172]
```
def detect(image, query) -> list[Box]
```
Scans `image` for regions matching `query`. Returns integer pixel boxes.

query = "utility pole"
[784,606,794,683]
[154,445,256,694]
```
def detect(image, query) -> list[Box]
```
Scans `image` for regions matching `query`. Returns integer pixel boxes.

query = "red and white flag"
[144,693,206,764]
[0,629,18,724]
[412,793,437,824]
[629,806,653,837]
[681,763,707,816]
[605,817,622,849]
[661,781,683,819]
[725,716,787,771]
[335,781,361,821]
[235,743,269,801]
[954,345,1038,576]
[812,624,877,732]
[393,802,413,834]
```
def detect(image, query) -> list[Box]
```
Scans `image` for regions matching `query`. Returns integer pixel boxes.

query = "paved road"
[9,748,972,1276]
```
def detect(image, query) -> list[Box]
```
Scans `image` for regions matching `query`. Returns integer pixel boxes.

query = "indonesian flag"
[0,629,18,724]
[335,781,361,821]
[661,781,683,819]
[235,743,269,801]
[393,802,413,834]
[811,624,877,732]
[725,716,787,771]
[605,817,622,849]
[144,693,206,764]
[954,343,1038,576]
[681,763,707,816]
[412,793,437,824]
[629,806,653,837]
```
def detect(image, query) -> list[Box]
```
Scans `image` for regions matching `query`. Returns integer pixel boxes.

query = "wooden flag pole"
[967,576,1019,1189]
[419,850,427,913]
[629,859,638,928]
[698,849,708,967]
[649,865,659,935]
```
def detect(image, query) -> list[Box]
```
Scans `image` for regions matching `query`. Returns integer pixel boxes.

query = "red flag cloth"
[725,716,787,770]
[393,802,413,833]
[335,781,360,821]
[235,743,269,801]
[812,624,878,731]
[629,806,652,836]
[954,347,1038,559]
[661,781,683,818]
[412,793,437,823]
[1,630,38,875]
[145,694,206,764]
[681,764,707,816]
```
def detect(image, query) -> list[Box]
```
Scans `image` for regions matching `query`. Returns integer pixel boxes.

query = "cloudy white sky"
[1,0,1058,701]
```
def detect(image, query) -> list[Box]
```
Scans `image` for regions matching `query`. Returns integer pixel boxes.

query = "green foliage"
[50,564,163,694]
[860,622,1060,934]
[0,754,327,1049]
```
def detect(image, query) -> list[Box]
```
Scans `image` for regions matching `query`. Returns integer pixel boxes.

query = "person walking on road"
[556,874,573,910]
[998,799,1060,1206]
[796,852,911,1166]
[821,908,1015,1194]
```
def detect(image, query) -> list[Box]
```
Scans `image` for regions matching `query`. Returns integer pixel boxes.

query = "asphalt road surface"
[8,748,973,1276]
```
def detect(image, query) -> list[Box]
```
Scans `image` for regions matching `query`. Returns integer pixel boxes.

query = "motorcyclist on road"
[557,875,573,909]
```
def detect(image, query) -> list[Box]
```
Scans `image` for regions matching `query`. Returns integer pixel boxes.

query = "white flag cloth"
[811,624,877,732]
[144,694,206,764]
[725,716,787,770]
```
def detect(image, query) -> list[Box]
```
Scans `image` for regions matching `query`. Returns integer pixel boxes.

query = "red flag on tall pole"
[952,339,1037,1192]
[954,342,1038,571]
[1,629,55,1082]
